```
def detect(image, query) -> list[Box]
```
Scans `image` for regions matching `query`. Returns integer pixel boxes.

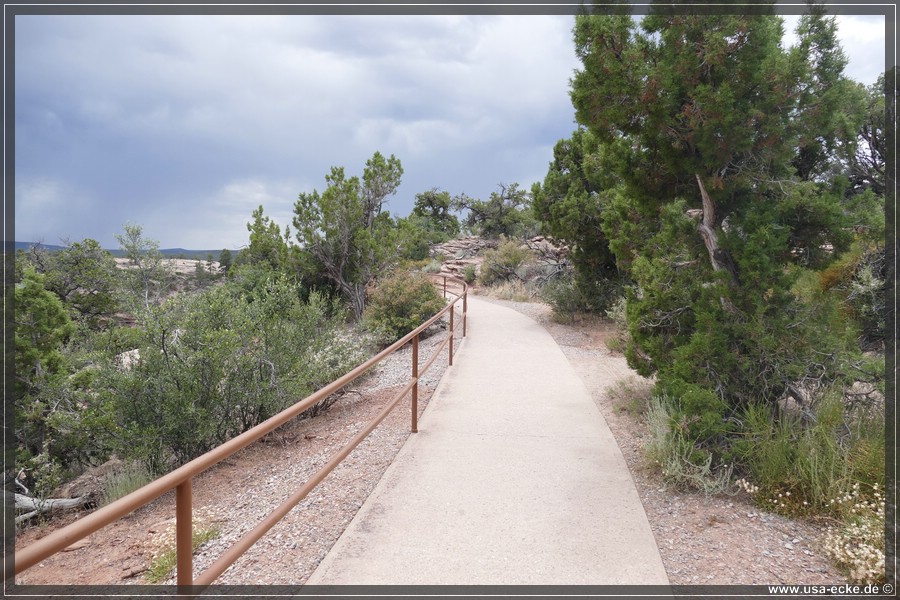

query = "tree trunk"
[695,174,739,287]
[13,493,89,524]
[349,283,367,322]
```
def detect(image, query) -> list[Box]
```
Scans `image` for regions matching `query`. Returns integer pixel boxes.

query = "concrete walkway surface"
[305,296,670,586]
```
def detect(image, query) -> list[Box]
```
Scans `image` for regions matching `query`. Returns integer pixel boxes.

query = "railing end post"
[175,479,194,587]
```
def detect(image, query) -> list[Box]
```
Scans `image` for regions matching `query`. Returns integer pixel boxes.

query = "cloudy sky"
[14,10,888,250]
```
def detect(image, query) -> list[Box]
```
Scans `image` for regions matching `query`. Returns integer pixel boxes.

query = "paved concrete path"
[306,296,669,585]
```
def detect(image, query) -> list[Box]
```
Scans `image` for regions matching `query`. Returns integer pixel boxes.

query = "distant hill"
[14,242,238,259]
[14,241,66,252]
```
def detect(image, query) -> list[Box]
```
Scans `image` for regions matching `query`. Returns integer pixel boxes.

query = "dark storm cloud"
[15,14,580,248]
[14,12,884,249]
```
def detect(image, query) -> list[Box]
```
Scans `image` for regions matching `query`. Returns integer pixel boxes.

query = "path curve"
[306,296,669,585]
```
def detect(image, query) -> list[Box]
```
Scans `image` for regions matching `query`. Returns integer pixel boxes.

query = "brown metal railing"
[13,275,468,586]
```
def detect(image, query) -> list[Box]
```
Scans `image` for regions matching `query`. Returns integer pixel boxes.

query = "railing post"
[449,308,454,367]
[175,479,193,587]
[442,276,447,298]
[462,291,467,338]
[411,334,419,433]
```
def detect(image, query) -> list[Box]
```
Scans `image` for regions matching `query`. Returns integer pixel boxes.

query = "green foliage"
[819,241,886,350]
[789,12,866,181]
[115,224,175,311]
[24,442,65,502]
[421,259,443,274]
[22,239,120,324]
[845,74,887,197]
[604,295,630,352]
[732,395,884,516]
[395,214,448,261]
[107,275,365,472]
[218,249,233,274]
[363,271,445,343]
[541,271,623,321]
[645,395,733,495]
[102,461,153,506]
[245,205,291,271]
[532,128,619,292]
[412,188,460,238]
[15,267,75,396]
[477,239,532,286]
[571,13,871,416]
[293,151,403,319]
[462,264,477,285]
[454,183,537,239]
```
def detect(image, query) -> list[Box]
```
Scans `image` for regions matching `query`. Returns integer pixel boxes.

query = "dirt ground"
[14,298,847,587]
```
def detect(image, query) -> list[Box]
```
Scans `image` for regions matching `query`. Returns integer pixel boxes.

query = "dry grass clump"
[145,507,223,583]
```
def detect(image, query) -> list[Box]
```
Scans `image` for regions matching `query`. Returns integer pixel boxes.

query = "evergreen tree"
[570,10,866,413]
[245,205,291,272]
[453,183,537,239]
[532,127,620,305]
[412,188,461,238]
[293,151,403,319]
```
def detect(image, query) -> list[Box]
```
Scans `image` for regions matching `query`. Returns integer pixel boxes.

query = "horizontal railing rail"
[13,275,469,587]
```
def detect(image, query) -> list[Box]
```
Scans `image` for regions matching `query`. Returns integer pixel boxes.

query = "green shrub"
[364,270,445,342]
[541,272,624,321]
[730,392,886,583]
[655,377,730,444]
[478,239,531,286]
[462,264,477,284]
[644,395,733,495]
[108,275,365,473]
[102,461,152,506]
[422,259,443,274]
[732,393,884,516]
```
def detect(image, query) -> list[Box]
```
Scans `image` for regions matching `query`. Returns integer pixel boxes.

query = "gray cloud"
[14,12,884,250]
[15,14,579,249]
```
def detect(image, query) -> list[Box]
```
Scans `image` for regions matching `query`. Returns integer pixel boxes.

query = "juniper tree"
[570,9,867,414]
[293,151,403,319]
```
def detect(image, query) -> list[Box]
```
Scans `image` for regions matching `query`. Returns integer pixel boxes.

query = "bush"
[478,239,532,286]
[102,461,152,506]
[822,483,885,584]
[732,393,884,516]
[482,279,540,302]
[730,393,886,584]
[644,395,733,495]
[818,242,886,350]
[364,271,446,342]
[107,275,365,473]
[541,271,623,321]
[604,294,629,352]
[462,264,477,284]
[422,259,443,274]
